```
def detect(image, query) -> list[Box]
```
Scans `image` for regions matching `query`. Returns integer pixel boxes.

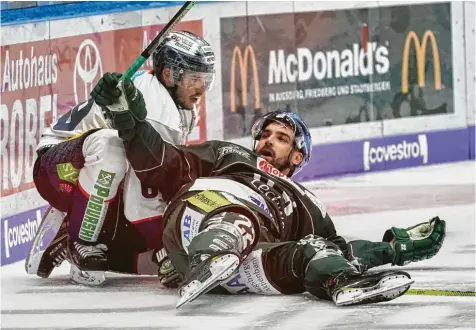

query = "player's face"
[162,69,212,110]
[176,72,212,110]
[256,122,303,176]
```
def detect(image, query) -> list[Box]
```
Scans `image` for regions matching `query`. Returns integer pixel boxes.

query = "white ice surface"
[1,162,475,329]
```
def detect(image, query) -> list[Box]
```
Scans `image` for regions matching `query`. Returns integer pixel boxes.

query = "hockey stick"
[405,289,475,297]
[121,1,196,80]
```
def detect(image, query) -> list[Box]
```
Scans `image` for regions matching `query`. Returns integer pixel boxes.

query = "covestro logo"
[3,209,42,259]
[363,135,428,171]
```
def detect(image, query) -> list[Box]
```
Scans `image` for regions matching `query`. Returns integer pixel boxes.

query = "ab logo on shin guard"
[79,170,116,242]
[180,208,205,252]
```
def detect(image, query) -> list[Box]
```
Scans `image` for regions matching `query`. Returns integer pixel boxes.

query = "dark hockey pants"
[162,190,396,300]
[33,133,148,273]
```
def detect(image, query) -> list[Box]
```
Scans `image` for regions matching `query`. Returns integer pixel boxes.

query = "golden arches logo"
[230,45,261,112]
[402,30,442,94]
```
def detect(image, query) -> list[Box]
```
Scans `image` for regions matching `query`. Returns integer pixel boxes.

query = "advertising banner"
[293,127,470,182]
[469,125,475,160]
[1,19,206,197]
[220,2,453,139]
[1,205,51,265]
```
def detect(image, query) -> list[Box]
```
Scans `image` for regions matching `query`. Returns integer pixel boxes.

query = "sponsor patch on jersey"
[56,162,80,185]
[180,207,205,252]
[222,249,280,295]
[248,195,272,216]
[257,158,286,178]
[256,158,305,195]
[186,191,231,213]
[217,145,251,160]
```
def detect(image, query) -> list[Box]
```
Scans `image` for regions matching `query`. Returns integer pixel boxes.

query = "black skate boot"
[176,251,240,308]
[68,239,108,272]
[175,212,255,308]
[25,207,69,278]
[325,270,414,306]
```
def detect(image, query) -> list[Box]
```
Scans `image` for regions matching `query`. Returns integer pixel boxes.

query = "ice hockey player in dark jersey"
[96,78,446,307]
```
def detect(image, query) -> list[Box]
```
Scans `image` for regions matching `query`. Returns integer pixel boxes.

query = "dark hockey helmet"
[251,110,312,175]
[153,31,215,92]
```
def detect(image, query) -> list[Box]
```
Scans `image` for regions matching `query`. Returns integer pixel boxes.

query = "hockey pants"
[34,129,128,245]
[162,190,396,300]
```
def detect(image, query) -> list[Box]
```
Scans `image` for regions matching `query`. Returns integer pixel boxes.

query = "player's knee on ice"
[79,129,128,197]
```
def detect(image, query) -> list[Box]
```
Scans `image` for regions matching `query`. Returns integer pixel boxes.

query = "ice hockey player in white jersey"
[26,31,215,285]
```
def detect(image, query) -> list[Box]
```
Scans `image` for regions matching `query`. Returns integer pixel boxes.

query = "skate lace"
[74,242,108,258]
[53,249,67,267]
[323,272,350,296]
[324,271,365,297]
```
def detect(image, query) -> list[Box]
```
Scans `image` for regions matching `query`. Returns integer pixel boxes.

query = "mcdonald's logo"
[401,30,442,94]
[230,45,261,112]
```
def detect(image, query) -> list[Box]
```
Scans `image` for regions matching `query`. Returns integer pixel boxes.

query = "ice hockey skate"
[66,240,109,286]
[330,270,414,306]
[176,252,240,309]
[67,239,109,272]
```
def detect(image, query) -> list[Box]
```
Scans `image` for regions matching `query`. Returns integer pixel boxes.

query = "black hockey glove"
[383,216,446,266]
[153,248,182,289]
[91,72,122,106]
[91,72,147,131]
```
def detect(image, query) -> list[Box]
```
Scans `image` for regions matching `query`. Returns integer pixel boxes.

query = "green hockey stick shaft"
[121,1,196,80]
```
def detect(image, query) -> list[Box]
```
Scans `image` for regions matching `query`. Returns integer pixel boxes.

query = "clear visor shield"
[174,70,215,92]
[251,117,266,141]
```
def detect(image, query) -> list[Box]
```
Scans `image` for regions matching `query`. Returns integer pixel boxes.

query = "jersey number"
[53,99,94,131]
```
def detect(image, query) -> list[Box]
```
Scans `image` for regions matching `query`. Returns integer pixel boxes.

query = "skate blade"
[175,254,239,309]
[70,264,106,287]
[25,248,44,275]
[334,274,414,306]
[25,207,64,276]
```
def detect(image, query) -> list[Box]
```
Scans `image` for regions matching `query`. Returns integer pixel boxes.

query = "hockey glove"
[153,248,182,289]
[91,72,147,131]
[383,216,446,266]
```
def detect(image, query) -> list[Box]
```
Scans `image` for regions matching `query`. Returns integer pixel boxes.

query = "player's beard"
[270,156,292,172]
[259,144,293,173]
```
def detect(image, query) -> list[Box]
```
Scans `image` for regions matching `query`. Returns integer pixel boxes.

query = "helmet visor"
[175,70,215,92]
